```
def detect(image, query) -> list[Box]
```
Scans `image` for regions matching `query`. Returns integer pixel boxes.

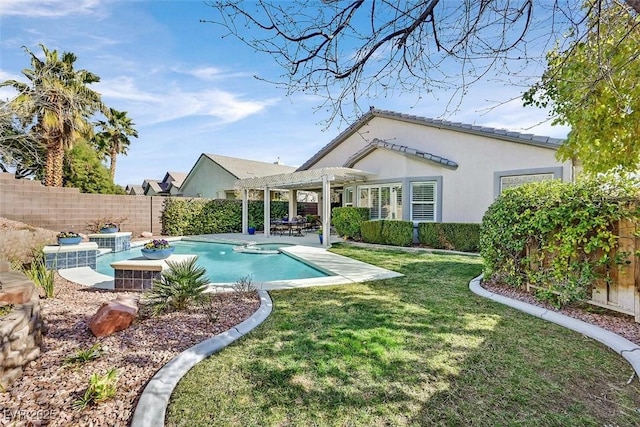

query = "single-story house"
[134,171,187,196]
[163,171,187,196]
[142,179,164,196]
[235,108,573,246]
[179,153,300,200]
[125,184,144,195]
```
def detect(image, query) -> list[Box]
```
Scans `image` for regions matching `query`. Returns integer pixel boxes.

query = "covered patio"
[234,167,375,247]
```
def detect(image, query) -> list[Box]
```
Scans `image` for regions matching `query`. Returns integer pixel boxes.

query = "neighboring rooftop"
[298,107,566,171]
[163,171,187,187]
[203,153,297,179]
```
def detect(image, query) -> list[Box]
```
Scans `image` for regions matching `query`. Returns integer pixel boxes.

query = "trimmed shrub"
[381,220,414,247]
[361,220,413,246]
[332,207,370,240]
[361,220,383,243]
[418,223,480,252]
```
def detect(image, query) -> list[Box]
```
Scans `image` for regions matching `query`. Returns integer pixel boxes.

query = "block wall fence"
[0,173,164,236]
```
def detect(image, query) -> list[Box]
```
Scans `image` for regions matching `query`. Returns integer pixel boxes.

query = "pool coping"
[58,236,403,291]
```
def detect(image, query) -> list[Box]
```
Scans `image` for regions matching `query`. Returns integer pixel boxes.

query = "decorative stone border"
[130,290,273,427]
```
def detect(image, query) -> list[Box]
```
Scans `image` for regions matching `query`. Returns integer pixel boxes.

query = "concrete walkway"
[469,274,640,377]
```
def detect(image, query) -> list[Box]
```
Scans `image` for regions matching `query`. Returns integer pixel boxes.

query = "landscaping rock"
[0,273,34,305]
[89,295,139,337]
[140,231,153,238]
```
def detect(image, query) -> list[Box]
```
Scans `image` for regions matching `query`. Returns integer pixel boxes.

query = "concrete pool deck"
[57,233,403,290]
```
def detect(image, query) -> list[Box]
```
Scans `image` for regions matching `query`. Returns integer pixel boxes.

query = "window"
[411,182,436,222]
[344,188,353,206]
[358,183,402,220]
[500,173,554,193]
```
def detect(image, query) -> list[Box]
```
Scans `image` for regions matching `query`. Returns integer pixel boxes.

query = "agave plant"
[145,258,209,315]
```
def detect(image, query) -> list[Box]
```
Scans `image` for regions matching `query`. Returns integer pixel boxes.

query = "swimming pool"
[96,240,327,283]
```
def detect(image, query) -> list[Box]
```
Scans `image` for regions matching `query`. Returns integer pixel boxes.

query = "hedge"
[331,207,371,240]
[418,223,480,252]
[480,176,639,307]
[161,198,290,235]
[361,220,413,246]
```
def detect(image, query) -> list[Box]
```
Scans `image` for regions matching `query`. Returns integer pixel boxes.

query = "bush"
[332,207,370,240]
[361,220,413,246]
[145,258,209,315]
[480,176,639,306]
[161,197,289,235]
[361,220,383,243]
[418,223,480,252]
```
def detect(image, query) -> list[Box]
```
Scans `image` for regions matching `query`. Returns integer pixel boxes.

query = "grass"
[166,246,640,426]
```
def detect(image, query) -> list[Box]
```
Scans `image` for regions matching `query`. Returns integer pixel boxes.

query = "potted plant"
[57,231,82,245]
[248,220,256,235]
[141,239,175,260]
[99,222,119,233]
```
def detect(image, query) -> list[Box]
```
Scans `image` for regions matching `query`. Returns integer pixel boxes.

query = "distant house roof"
[126,185,144,195]
[163,171,187,187]
[203,154,297,179]
[298,108,565,171]
[143,179,163,194]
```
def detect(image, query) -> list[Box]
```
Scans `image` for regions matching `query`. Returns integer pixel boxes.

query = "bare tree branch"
[203,0,639,125]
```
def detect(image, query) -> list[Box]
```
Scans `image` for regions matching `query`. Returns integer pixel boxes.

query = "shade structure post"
[288,189,297,220]
[242,189,249,234]
[322,175,330,247]
[264,186,271,237]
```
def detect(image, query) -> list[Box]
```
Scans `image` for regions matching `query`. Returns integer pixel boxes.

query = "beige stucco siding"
[180,158,237,199]
[315,116,571,223]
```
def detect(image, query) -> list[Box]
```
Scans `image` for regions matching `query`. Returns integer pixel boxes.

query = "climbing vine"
[480,175,640,307]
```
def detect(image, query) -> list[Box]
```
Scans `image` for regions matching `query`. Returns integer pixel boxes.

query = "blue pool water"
[97,240,327,283]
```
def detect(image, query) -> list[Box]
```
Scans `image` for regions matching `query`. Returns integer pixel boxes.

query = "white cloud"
[96,76,279,125]
[172,65,253,81]
[0,0,104,17]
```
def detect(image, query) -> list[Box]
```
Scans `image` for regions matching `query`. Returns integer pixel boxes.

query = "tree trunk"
[44,145,56,187]
[110,147,117,181]
[44,143,64,187]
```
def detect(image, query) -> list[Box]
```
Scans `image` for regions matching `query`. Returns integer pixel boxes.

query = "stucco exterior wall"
[312,116,571,223]
[180,158,237,199]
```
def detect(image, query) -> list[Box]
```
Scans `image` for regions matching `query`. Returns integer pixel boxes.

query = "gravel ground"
[0,275,260,427]
[482,280,640,345]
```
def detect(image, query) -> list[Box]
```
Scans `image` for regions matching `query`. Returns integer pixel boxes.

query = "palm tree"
[94,108,138,181]
[0,44,105,186]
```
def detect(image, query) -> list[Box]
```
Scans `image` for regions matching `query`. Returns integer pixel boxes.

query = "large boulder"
[88,295,139,337]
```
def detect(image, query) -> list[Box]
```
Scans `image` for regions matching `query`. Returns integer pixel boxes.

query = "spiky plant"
[145,258,209,315]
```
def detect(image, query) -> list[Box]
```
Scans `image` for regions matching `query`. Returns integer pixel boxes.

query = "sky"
[0,0,570,186]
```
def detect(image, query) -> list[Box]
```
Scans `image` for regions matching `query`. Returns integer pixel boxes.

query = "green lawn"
[166,246,640,426]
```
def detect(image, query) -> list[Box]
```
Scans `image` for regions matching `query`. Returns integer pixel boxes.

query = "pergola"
[234,167,375,246]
